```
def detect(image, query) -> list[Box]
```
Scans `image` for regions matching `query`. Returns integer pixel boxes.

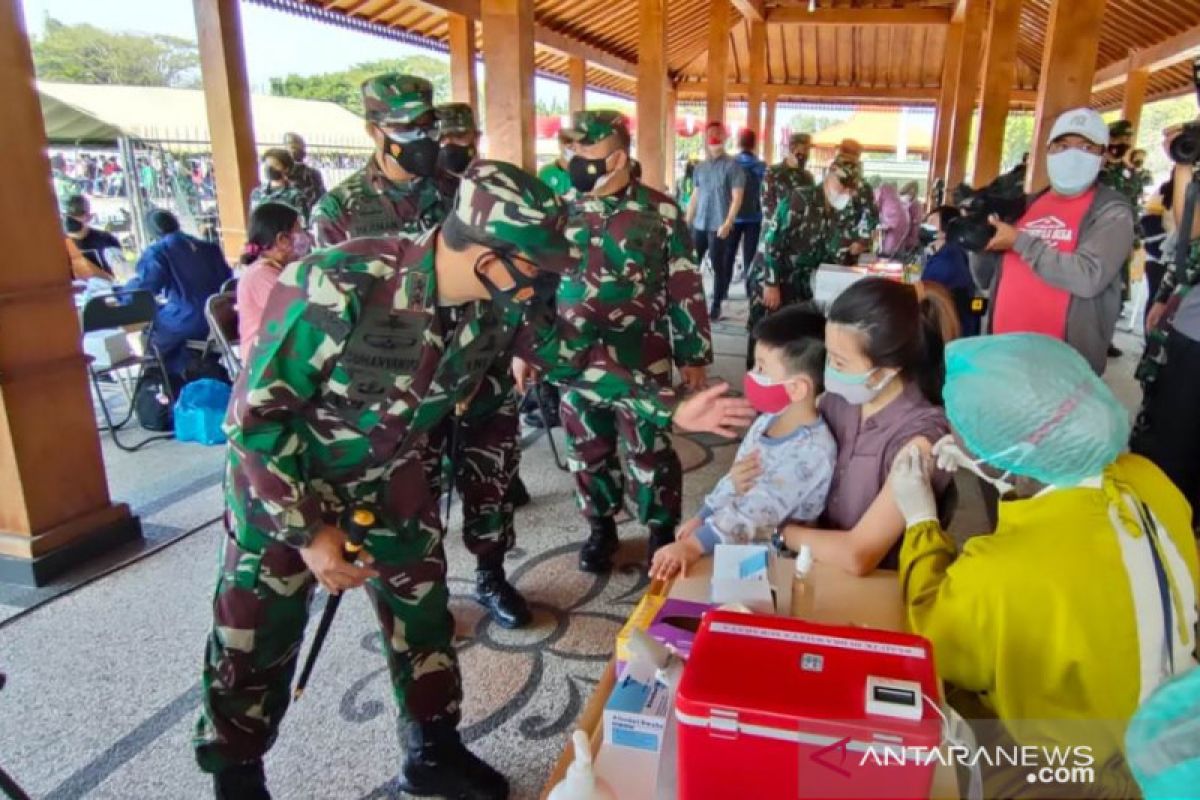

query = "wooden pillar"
[929,20,964,200]
[945,0,987,189]
[747,20,766,147]
[448,13,479,110]
[482,0,536,170]
[1123,65,1151,139]
[764,98,777,163]
[666,87,678,190]
[193,0,257,257]
[568,57,586,115]
[1027,0,1105,192]
[637,0,668,190]
[972,0,1022,186]
[706,0,730,125]
[0,0,139,585]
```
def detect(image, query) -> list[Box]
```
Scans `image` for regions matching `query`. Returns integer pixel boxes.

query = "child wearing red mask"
[650,306,836,580]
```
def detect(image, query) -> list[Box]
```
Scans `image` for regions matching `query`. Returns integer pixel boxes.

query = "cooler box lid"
[676,610,941,741]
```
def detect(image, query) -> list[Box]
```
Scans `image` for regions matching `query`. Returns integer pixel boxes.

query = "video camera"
[944,176,1027,252]
[1169,58,1200,163]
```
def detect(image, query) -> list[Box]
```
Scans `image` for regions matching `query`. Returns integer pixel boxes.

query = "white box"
[603,670,673,754]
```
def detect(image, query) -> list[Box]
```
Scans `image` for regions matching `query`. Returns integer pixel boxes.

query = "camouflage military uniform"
[762,162,814,221]
[748,160,864,327]
[557,111,713,535]
[249,183,310,224]
[287,162,326,217]
[194,161,679,776]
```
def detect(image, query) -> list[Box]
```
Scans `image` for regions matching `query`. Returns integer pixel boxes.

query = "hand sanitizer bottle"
[547,730,617,800]
[794,544,816,618]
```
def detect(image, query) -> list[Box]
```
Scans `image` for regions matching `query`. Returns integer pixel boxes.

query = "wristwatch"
[771,528,796,558]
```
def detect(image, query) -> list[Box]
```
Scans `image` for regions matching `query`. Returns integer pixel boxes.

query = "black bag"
[134,369,176,432]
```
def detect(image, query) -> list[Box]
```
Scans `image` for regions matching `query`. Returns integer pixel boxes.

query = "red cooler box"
[675,611,941,800]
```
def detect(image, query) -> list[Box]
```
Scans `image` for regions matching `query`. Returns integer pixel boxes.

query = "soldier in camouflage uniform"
[194,160,754,800]
[1099,119,1152,354]
[746,157,866,365]
[283,133,327,218]
[555,110,713,570]
[312,75,457,247]
[434,100,533,628]
[249,149,310,224]
[836,138,880,249]
[762,132,815,220]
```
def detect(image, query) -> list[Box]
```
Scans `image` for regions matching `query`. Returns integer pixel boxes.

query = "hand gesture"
[299,525,378,594]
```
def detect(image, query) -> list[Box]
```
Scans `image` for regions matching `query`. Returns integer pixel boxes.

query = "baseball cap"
[1049,108,1109,147]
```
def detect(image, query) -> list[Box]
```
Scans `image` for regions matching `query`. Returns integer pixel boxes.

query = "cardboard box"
[616,593,666,667]
[603,669,673,754]
[645,598,711,660]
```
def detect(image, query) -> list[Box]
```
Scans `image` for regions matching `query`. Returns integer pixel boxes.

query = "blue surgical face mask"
[823,364,897,406]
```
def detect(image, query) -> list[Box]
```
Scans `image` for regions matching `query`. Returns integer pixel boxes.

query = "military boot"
[645,522,677,566]
[213,760,271,800]
[473,556,532,629]
[398,720,509,799]
[578,516,619,574]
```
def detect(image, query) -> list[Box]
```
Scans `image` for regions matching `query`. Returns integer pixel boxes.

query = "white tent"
[38,81,370,152]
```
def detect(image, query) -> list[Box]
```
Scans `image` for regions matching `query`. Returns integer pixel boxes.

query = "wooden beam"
[1093,23,1200,92]
[747,20,766,147]
[675,81,1038,106]
[731,0,765,23]
[767,7,951,25]
[946,0,986,188]
[0,0,139,584]
[706,0,731,125]
[568,57,586,114]
[930,20,964,194]
[447,13,478,109]
[482,0,536,170]
[764,98,777,163]
[637,0,668,189]
[194,0,257,258]
[414,0,636,79]
[1123,67,1151,138]
[972,0,1022,185]
[1028,0,1105,191]
[665,87,678,190]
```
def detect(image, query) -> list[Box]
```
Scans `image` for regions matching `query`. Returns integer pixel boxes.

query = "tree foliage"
[31,16,199,87]
[1001,112,1035,172]
[270,56,453,115]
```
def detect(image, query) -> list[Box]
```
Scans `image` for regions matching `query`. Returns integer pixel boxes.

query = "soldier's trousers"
[560,390,681,529]
[440,358,520,567]
[194,519,461,772]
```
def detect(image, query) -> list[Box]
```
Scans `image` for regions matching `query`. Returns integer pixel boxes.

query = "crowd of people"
[56,72,1200,799]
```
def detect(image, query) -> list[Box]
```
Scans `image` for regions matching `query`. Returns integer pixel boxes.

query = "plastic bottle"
[794,544,816,618]
[547,730,617,800]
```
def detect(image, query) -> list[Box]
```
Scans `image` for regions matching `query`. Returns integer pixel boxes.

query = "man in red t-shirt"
[969,107,1135,375]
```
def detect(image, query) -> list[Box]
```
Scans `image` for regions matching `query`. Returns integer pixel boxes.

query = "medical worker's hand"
[889,445,939,527]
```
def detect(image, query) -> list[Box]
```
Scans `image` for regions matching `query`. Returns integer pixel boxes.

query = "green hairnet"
[943,334,1129,485]
[1126,669,1200,799]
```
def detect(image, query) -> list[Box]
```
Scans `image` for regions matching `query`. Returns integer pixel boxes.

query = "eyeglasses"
[1047,140,1104,156]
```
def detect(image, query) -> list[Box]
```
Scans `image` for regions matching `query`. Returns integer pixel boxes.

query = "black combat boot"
[473,557,532,629]
[213,760,271,800]
[578,516,619,574]
[505,475,531,508]
[398,720,509,799]
[645,522,677,566]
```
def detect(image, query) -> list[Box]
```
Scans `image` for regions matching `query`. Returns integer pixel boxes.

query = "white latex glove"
[932,434,970,473]
[889,444,939,527]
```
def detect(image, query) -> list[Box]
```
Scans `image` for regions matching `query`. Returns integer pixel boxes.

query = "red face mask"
[742,371,793,414]
[707,133,724,146]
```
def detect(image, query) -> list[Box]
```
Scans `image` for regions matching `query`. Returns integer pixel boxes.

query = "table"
[540,558,958,799]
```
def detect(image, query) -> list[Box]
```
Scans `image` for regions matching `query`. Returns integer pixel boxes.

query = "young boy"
[650,306,836,580]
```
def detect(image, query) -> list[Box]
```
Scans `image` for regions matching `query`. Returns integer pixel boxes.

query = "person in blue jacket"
[126,209,232,377]
[730,128,767,285]
[920,205,979,337]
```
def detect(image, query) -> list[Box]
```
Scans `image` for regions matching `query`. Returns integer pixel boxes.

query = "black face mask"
[473,251,559,312]
[792,152,809,168]
[438,143,476,175]
[917,224,938,246]
[264,166,284,182]
[383,131,439,178]
[568,155,609,193]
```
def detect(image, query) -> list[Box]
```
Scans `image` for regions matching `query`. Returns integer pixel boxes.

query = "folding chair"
[80,288,174,452]
[205,291,242,379]
[523,383,568,472]
[219,276,239,295]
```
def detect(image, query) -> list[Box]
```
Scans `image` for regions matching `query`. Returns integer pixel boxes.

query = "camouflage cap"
[360,74,434,125]
[448,160,575,273]
[436,102,478,135]
[788,132,813,148]
[1109,119,1134,139]
[563,110,630,146]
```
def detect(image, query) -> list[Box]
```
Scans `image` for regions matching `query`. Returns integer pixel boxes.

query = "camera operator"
[1131,123,1200,514]
[969,107,1135,375]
